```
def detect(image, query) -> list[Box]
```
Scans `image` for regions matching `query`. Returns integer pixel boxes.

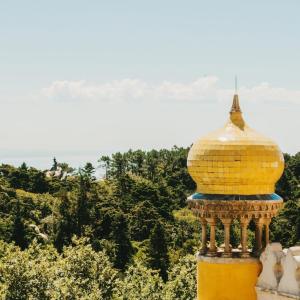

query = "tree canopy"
[0,147,299,299]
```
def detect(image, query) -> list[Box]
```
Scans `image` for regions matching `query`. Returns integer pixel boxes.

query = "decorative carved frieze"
[187,198,283,220]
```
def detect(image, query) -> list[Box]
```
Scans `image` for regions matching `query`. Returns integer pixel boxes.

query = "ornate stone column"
[206,217,217,256]
[254,218,264,256]
[200,218,207,255]
[240,217,250,258]
[265,218,271,246]
[221,218,232,257]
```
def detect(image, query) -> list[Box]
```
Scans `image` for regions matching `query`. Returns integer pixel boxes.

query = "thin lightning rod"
[235,76,238,93]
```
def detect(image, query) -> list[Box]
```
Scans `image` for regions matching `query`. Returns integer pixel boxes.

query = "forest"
[0,147,299,299]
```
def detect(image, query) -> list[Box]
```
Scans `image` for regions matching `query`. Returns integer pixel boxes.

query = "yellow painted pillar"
[197,255,261,300]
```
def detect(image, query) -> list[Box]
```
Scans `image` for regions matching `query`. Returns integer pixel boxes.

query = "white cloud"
[41,76,300,105]
[42,79,151,102]
[239,83,300,104]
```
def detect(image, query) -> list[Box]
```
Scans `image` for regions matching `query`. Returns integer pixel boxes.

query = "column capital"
[220,218,232,226]
[254,217,264,226]
[200,217,207,225]
[264,218,271,226]
[240,216,251,225]
[206,217,217,226]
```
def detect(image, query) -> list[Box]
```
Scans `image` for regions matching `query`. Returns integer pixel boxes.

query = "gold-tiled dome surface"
[187,95,284,195]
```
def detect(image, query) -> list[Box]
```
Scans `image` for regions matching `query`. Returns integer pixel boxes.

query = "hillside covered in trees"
[0,148,299,299]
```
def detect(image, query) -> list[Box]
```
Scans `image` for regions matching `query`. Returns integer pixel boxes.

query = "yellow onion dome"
[187,94,284,195]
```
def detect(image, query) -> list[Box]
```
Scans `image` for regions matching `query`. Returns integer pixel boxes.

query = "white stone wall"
[256,243,300,300]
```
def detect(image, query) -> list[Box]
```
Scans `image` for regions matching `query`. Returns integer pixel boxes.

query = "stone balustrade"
[256,243,300,299]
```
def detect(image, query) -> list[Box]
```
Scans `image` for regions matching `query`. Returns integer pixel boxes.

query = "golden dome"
[187,94,284,195]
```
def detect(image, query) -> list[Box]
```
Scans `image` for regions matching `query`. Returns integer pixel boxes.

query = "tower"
[187,94,284,300]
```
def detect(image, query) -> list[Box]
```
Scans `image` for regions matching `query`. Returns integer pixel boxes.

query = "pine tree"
[54,192,75,252]
[20,162,28,170]
[83,162,95,181]
[113,213,133,270]
[77,175,89,237]
[51,157,58,171]
[148,222,169,281]
[12,201,27,250]
[99,155,111,178]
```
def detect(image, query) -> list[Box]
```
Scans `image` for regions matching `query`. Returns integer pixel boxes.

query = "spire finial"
[231,76,241,113]
[230,94,241,113]
[229,89,244,129]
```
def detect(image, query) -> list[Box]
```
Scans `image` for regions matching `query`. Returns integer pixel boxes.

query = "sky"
[0,0,299,170]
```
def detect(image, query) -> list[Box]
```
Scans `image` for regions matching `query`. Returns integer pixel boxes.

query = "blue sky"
[0,1,299,169]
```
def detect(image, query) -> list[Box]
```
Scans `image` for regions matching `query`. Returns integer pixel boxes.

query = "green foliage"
[0,164,49,194]
[129,200,161,241]
[0,239,119,300]
[117,262,164,300]
[11,201,27,250]
[271,199,300,247]
[148,222,170,281]
[90,205,133,270]
[276,153,300,199]
[0,241,56,300]
[273,152,300,247]
[54,192,76,251]
[170,208,200,258]
[230,219,241,248]
[164,255,196,300]
[0,148,299,299]
[82,162,96,182]
[53,238,119,299]
[76,175,90,237]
